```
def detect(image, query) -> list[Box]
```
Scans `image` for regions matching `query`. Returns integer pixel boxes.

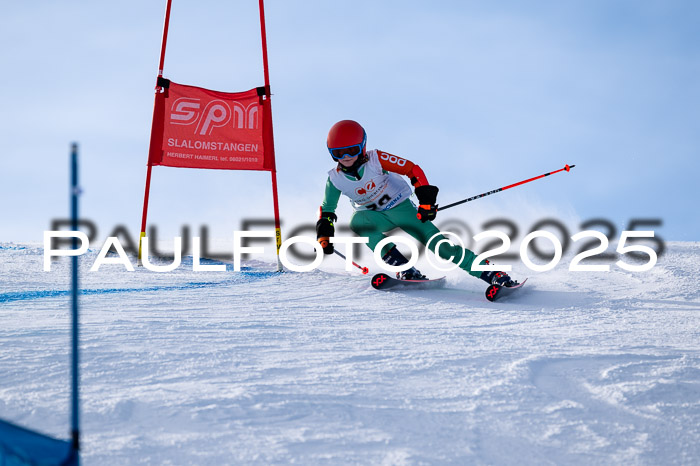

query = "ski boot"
[397,267,428,281]
[480,270,518,287]
[382,246,427,280]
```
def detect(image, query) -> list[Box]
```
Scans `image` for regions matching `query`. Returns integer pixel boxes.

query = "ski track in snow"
[0,242,699,465]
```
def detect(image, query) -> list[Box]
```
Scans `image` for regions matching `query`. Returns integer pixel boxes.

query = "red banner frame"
[138,0,283,270]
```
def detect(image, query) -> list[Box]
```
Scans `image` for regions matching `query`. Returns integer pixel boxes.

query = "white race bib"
[328,150,412,211]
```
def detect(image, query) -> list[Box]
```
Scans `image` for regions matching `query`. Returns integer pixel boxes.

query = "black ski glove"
[415,185,439,222]
[316,212,337,254]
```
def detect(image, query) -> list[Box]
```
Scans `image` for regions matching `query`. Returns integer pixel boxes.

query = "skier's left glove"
[415,185,439,222]
[316,212,337,254]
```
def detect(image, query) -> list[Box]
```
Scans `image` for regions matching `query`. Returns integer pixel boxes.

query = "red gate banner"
[148,81,275,171]
[139,0,283,271]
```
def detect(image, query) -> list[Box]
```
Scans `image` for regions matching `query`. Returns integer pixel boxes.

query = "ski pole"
[437,164,575,212]
[334,250,369,274]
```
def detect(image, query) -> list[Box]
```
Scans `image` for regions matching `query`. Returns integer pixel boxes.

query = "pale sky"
[1,0,698,246]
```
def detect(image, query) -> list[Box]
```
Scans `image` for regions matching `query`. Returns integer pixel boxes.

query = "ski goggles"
[328,134,367,160]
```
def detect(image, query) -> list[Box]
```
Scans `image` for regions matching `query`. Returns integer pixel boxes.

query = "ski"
[371,273,446,291]
[485,278,528,302]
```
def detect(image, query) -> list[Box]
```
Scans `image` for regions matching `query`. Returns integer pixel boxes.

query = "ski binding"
[371,273,446,291]
[485,278,528,302]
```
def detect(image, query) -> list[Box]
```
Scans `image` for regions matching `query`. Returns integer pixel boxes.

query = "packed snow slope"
[1,242,699,465]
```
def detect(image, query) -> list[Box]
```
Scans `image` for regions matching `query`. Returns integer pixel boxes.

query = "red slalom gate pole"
[138,0,173,263]
[437,164,576,212]
[156,0,173,77]
[258,0,284,272]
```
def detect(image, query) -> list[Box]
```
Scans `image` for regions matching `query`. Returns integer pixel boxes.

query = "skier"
[315,119,518,288]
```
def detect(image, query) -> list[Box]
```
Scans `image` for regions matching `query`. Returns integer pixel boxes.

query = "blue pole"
[70,143,80,453]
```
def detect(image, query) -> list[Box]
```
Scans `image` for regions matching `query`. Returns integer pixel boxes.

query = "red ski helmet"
[326,120,367,160]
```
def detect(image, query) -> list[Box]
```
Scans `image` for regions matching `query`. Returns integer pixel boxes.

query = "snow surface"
[1,241,699,465]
